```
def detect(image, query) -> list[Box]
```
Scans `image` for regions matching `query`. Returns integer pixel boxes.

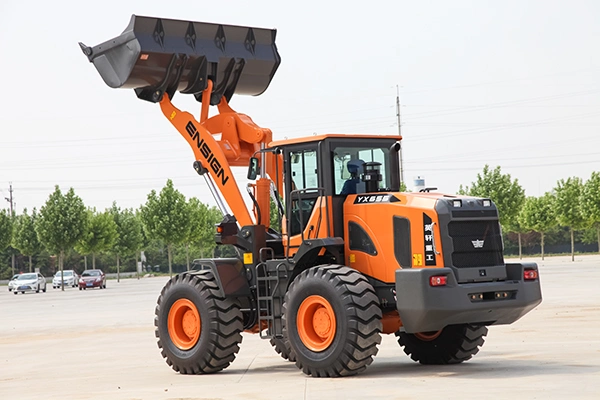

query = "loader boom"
[158,92,255,227]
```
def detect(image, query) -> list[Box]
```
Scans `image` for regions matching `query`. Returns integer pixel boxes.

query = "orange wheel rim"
[415,330,442,341]
[168,299,201,350]
[297,295,336,352]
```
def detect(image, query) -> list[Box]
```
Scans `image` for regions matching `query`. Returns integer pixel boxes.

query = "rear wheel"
[396,324,488,364]
[269,336,296,362]
[283,265,382,377]
[155,271,243,374]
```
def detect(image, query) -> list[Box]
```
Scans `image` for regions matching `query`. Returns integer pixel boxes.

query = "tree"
[0,209,12,274]
[583,171,600,255]
[77,208,118,270]
[110,203,144,282]
[12,208,43,272]
[36,186,87,290]
[459,164,526,230]
[518,193,557,260]
[140,179,189,277]
[554,177,588,261]
[183,198,207,271]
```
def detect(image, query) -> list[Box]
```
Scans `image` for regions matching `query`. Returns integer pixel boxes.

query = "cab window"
[332,145,391,195]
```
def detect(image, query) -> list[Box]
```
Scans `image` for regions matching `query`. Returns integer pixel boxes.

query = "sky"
[1,0,599,215]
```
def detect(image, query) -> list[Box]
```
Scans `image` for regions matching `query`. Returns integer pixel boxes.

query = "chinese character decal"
[423,213,436,266]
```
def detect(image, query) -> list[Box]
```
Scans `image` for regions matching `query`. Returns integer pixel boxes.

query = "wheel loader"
[80,15,542,377]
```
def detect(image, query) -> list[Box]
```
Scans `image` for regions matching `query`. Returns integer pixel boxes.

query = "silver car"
[7,274,19,291]
[52,270,78,288]
[13,273,47,294]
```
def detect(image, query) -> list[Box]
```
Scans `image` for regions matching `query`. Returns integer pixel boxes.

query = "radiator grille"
[448,220,504,268]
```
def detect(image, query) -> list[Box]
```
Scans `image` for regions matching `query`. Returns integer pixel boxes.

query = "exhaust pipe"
[79,15,281,104]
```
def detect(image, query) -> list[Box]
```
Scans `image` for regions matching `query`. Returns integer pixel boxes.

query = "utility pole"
[396,85,405,184]
[4,183,15,275]
[4,182,14,215]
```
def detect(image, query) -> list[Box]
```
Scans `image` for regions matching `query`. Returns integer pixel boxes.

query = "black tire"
[79,287,82,291]
[42,286,46,293]
[270,337,296,362]
[283,265,382,377]
[155,271,243,374]
[396,324,488,365]
[36,285,40,293]
[14,291,17,295]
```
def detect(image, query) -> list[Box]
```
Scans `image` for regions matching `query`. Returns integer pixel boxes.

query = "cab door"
[282,145,332,255]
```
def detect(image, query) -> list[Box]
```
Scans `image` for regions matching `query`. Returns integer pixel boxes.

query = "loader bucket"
[80,15,280,104]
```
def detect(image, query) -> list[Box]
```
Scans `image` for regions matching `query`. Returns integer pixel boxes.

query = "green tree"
[554,177,588,261]
[0,209,12,274]
[110,203,144,282]
[12,208,43,272]
[583,171,600,255]
[459,164,526,231]
[183,198,209,271]
[36,186,87,290]
[140,179,189,277]
[77,208,118,270]
[518,193,557,260]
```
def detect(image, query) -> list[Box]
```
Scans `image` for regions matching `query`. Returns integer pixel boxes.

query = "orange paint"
[297,295,337,352]
[167,299,201,350]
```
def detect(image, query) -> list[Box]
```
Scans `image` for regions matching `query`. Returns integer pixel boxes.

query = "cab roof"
[269,133,402,147]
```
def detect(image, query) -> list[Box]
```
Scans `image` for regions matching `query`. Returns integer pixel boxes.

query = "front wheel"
[155,271,243,374]
[283,265,382,377]
[396,324,488,364]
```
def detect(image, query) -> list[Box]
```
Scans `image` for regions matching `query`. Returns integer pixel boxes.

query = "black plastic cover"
[80,15,281,104]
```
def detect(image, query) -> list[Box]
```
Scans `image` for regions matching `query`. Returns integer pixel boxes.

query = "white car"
[7,274,19,291]
[52,270,78,288]
[12,273,47,294]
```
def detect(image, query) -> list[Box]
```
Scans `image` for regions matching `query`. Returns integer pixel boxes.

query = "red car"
[78,269,106,290]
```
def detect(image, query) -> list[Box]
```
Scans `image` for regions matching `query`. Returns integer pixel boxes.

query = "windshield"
[55,271,73,277]
[332,144,393,195]
[18,273,36,280]
[82,270,100,277]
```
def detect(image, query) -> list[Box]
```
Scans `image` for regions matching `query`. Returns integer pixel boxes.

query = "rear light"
[524,269,538,280]
[429,275,447,287]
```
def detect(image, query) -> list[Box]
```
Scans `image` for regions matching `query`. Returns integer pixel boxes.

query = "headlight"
[482,199,491,207]
[452,199,462,207]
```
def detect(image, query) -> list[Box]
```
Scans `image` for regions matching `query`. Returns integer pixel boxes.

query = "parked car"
[52,270,79,288]
[78,269,106,290]
[13,272,47,294]
[8,274,19,291]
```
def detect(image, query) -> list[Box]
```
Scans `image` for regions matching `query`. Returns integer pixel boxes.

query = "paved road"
[1,256,599,399]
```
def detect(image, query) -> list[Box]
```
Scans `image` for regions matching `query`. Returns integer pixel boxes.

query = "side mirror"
[247,157,259,180]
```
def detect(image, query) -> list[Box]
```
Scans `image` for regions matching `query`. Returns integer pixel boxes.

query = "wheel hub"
[168,298,201,350]
[297,295,337,352]
[313,308,332,338]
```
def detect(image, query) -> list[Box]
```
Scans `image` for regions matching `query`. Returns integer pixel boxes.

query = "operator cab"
[269,134,402,240]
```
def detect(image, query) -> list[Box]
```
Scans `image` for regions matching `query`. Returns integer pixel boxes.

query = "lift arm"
[159,93,255,227]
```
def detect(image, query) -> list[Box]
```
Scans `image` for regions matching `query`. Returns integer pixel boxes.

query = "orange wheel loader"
[80,15,542,377]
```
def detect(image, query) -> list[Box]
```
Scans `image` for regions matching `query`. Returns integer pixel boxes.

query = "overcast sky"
[1,0,599,214]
